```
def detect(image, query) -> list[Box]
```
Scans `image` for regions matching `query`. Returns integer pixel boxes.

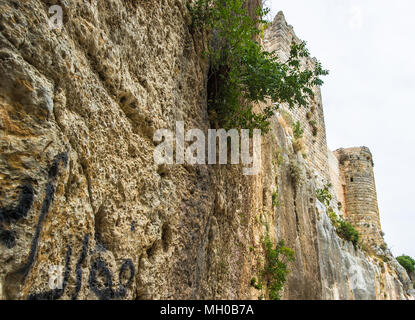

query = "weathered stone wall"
[0,0,296,301]
[264,12,330,183]
[316,201,413,300]
[334,147,384,247]
[264,12,414,300]
[328,150,346,213]
[0,1,413,301]
[0,0,212,300]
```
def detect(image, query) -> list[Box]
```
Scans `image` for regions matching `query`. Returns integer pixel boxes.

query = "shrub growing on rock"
[262,235,295,300]
[327,208,360,248]
[396,255,415,274]
[316,184,332,207]
[336,219,360,247]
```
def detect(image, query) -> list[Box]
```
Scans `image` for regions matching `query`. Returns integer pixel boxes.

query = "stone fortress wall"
[334,147,384,246]
[264,12,384,248]
[264,12,330,183]
[263,9,414,300]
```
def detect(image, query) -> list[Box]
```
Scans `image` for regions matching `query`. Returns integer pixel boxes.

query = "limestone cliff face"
[0,2,413,300]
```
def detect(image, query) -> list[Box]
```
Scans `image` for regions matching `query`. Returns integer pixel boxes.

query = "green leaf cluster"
[396,255,415,274]
[317,185,361,248]
[272,188,279,208]
[328,208,360,248]
[316,184,333,207]
[189,0,328,133]
[292,121,304,139]
[262,235,295,300]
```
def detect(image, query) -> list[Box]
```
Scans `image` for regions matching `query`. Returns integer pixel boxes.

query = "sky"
[267,0,415,258]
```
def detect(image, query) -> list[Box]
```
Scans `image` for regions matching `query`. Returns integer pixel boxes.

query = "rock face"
[0,2,413,300]
[317,201,411,300]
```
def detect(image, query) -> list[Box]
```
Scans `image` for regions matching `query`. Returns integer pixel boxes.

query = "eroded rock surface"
[0,1,413,300]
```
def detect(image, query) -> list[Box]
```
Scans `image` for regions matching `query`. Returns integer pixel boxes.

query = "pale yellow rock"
[0,1,412,301]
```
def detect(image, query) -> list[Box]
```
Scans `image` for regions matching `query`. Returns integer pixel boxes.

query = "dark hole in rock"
[161,223,172,252]
[119,96,127,104]
[157,164,168,177]
[146,241,158,258]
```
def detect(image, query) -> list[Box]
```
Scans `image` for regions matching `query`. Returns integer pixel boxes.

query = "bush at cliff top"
[396,255,415,274]
[189,0,328,133]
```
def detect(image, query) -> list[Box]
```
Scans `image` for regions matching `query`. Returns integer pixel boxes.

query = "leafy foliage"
[327,208,360,248]
[250,277,263,290]
[396,255,415,274]
[262,235,295,300]
[337,219,360,247]
[316,184,333,207]
[292,121,304,139]
[275,147,284,167]
[272,188,279,208]
[189,0,328,133]
[317,185,361,248]
[309,120,318,136]
[289,157,303,187]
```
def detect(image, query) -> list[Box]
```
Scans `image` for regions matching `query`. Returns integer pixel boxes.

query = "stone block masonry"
[264,12,330,182]
[265,12,385,248]
[334,147,384,247]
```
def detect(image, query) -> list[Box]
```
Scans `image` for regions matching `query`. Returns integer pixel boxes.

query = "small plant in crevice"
[292,121,304,140]
[250,277,263,290]
[219,258,229,275]
[289,158,303,187]
[276,150,284,167]
[316,183,333,207]
[272,188,280,208]
[189,0,328,134]
[327,207,338,226]
[337,219,360,248]
[378,254,391,263]
[279,109,294,127]
[261,234,295,300]
[309,120,318,136]
[316,185,360,248]
[292,121,306,155]
[292,138,306,154]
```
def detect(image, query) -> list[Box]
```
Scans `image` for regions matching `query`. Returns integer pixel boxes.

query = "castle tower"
[334,147,384,247]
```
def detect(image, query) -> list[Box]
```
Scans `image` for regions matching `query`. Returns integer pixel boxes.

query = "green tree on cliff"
[189,0,328,133]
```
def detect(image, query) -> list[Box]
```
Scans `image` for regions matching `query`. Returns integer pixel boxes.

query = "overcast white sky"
[267,0,415,258]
